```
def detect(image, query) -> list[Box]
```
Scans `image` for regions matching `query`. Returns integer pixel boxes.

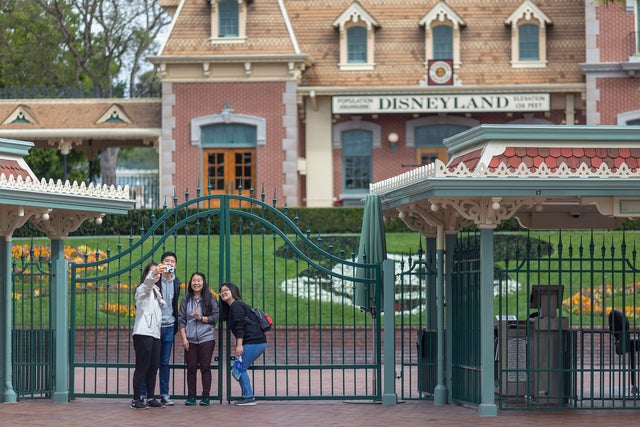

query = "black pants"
[132,334,161,400]
[185,340,215,398]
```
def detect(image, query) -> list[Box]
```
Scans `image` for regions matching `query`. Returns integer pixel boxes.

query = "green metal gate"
[11,247,54,399]
[450,233,482,405]
[395,241,438,400]
[68,192,382,402]
[494,231,640,410]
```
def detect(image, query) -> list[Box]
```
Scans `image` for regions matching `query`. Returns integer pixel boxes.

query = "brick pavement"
[2,398,640,427]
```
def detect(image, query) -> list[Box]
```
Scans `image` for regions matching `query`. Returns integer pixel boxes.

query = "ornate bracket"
[30,211,102,240]
[434,197,533,229]
[0,207,49,237]
[398,207,436,237]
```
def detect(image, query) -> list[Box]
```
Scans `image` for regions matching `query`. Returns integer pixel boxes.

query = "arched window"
[505,0,551,68]
[433,25,453,60]
[519,24,539,61]
[218,0,239,37]
[191,111,265,202]
[342,130,372,193]
[201,123,256,147]
[415,124,469,165]
[420,0,466,73]
[347,26,367,63]
[332,2,379,71]
[210,0,250,43]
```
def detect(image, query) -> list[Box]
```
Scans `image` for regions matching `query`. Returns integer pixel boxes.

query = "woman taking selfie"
[130,262,168,409]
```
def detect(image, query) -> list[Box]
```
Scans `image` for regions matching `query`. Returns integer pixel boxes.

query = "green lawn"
[13,230,640,328]
[13,233,422,328]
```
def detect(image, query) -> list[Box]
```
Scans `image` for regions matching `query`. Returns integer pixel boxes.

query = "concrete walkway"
[2,398,640,426]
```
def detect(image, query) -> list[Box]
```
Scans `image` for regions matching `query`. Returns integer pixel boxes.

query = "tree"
[0,0,170,184]
[36,0,170,96]
[0,1,78,88]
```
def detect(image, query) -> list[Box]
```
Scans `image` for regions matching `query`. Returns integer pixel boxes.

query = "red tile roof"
[449,146,640,173]
[0,159,32,180]
[447,148,483,171]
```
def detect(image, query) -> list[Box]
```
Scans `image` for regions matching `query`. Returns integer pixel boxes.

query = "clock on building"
[428,59,453,85]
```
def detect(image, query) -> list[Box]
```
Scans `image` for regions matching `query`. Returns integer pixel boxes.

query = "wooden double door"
[205,149,255,206]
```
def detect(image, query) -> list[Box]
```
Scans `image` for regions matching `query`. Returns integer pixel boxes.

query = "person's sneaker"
[130,399,148,409]
[146,398,165,408]
[234,397,257,406]
[160,396,175,406]
[199,397,210,406]
[185,397,197,406]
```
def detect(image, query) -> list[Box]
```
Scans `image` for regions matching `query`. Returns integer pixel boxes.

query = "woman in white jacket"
[130,262,168,409]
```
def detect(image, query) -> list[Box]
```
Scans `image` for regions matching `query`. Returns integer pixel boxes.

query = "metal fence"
[96,169,159,208]
[11,247,53,400]
[0,86,160,99]
[13,217,640,409]
[494,230,640,410]
[66,192,382,402]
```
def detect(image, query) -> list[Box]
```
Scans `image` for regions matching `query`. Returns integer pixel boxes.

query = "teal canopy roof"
[371,125,640,232]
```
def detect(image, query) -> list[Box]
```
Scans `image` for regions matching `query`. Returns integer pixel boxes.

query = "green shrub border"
[15,208,640,238]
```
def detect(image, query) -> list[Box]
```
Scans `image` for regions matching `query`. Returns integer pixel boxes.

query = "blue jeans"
[141,326,175,398]
[237,342,267,399]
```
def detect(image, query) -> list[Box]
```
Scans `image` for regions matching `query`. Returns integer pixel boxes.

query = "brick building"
[582,0,640,126]
[153,0,589,207]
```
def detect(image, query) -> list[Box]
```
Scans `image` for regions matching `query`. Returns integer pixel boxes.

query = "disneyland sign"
[332,93,550,114]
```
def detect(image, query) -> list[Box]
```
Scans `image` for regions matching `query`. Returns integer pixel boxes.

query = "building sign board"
[332,93,550,114]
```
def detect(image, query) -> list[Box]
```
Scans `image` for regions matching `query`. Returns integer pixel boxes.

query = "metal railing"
[96,169,159,209]
[494,230,640,410]
[0,85,160,99]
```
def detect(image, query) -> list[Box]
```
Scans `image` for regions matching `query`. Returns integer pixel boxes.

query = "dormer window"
[2,106,38,125]
[433,25,453,60]
[332,1,380,71]
[219,0,239,37]
[210,0,251,43]
[420,1,466,70]
[505,0,552,68]
[347,26,367,63]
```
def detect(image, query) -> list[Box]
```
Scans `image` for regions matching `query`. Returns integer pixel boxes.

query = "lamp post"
[59,141,72,182]
[387,132,399,152]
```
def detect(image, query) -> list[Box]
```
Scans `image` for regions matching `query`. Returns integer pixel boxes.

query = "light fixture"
[388,132,399,152]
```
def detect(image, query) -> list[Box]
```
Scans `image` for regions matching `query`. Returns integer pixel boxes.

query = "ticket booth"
[527,285,576,404]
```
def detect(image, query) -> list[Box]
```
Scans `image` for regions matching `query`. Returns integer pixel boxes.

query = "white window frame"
[332,118,380,203]
[618,109,640,125]
[405,116,479,148]
[191,110,266,147]
[505,0,552,68]
[209,0,250,44]
[625,0,640,56]
[332,2,380,71]
[419,1,466,70]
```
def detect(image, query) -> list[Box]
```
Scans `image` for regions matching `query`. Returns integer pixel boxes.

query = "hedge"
[18,207,637,238]
[13,207,411,238]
